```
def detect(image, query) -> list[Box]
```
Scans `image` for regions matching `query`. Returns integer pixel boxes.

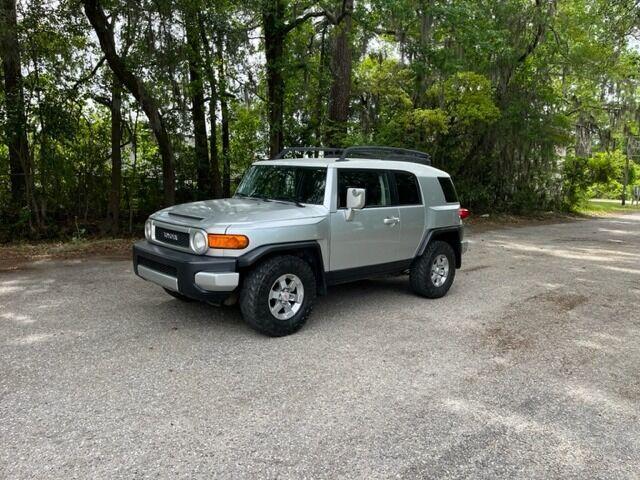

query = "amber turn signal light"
[208,234,249,249]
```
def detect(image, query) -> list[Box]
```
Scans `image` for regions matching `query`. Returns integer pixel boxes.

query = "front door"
[329,169,402,271]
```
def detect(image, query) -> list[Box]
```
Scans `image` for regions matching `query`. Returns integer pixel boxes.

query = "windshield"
[235,165,327,205]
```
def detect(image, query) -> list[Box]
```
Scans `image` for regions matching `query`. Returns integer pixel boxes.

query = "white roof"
[254,157,449,178]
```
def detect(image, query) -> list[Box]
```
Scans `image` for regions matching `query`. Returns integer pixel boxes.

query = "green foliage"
[562,156,591,208]
[586,151,639,199]
[1,0,640,240]
[442,72,500,128]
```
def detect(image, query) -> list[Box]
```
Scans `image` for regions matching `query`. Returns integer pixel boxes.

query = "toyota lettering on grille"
[163,231,179,241]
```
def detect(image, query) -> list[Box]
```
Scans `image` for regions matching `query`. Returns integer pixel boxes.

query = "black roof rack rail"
[274,147,344,159]
[338,146,431,165]
[273,145,431,165]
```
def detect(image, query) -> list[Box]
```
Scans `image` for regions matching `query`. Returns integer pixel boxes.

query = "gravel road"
[1,213,639,479]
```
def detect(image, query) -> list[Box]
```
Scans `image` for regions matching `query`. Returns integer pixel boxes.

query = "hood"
[151,198,326,230]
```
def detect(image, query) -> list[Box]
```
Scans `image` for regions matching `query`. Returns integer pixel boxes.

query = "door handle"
[383,216,400,225]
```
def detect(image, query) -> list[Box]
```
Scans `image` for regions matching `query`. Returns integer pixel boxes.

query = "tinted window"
[338,169,392,208]
[235,165,326,204]
[393,171,422,205]
[437,177,459,203]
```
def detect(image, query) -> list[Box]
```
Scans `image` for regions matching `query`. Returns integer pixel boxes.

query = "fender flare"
[416,226,463,268]
[237,241,328,295]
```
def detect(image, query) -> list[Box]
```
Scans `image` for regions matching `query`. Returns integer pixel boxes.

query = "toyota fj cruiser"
[133,146,469,336]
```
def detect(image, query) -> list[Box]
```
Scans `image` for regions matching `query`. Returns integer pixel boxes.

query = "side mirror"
[345,188,366,221]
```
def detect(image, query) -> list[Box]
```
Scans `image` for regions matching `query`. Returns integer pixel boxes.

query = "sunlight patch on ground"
[0,312,34,325]
[442,398,588,465]
[564,384,636,415]
[7,333,55,346]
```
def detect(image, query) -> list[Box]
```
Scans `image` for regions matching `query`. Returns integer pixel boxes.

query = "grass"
[576,199,640,216]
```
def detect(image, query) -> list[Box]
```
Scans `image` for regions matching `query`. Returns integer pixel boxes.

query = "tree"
[216,32,231,196]
[326,0,354,146]
[261,0,327,157]
[185,14,210,197]
[83,0,176,206]
[106,79,123,234]
[0,0,29,212]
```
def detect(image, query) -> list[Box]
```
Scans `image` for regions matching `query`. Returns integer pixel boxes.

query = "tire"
[410,240,456,298]
[164,288,195,302]
[240,255,316,337]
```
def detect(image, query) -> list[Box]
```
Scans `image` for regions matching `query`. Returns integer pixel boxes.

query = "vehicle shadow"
[139,275,415,335]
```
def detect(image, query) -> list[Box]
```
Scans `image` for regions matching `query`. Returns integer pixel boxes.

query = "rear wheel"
[164,288,194,302]
[240,255,316,336]
[410,240,456,298]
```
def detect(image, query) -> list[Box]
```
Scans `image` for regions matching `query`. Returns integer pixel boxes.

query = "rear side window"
[393,171,422,205]
[437,177,459,203]
[338,169,392,207]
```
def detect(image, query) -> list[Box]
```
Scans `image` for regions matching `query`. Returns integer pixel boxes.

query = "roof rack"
[274,147,343,159]
[338,146,431,165]
[273,145,431,166]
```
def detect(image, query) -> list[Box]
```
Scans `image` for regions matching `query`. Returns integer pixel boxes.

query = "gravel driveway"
[2,213,639,479]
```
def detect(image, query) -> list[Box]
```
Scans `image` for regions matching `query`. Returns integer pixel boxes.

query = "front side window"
[338,169,392,208]
[235,165,327,205]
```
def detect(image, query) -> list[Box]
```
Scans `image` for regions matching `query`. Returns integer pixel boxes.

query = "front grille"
[155,226,190,248]
[138,256,177,277]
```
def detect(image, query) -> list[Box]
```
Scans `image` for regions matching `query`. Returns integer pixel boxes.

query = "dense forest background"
[1,0,639,241]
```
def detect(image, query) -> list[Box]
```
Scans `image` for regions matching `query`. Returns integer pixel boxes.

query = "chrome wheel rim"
[268,274,304,320]
[430,254,449,287]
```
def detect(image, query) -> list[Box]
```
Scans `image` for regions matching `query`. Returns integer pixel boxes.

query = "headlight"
[192,230,208,254]
[144,219,152,240]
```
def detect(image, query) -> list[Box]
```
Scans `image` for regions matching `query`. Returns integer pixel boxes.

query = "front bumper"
[133,240,239,303]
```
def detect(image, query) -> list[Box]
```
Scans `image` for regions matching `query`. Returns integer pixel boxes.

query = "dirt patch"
[481,291,587,356]
[464,264,491,273]
[465,212,580,234]
[484,325,532,352]
[530,291,587,313]
[0,238,135,271]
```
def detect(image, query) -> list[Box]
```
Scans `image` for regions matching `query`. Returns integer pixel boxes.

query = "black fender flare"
[416,226,463,268]
[237,241,328,295]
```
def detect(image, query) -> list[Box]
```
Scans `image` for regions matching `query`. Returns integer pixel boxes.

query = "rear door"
[391,170,426,259]
[329,169,401,271]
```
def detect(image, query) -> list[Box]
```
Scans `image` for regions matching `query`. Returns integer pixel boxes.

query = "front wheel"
[240,255,316,337]
[410,240,456,298]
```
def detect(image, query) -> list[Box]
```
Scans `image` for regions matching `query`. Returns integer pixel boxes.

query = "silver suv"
[133,146,469,336]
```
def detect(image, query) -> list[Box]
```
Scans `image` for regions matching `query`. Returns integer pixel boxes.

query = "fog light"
[144,219,152,240]
[192,230,208,254]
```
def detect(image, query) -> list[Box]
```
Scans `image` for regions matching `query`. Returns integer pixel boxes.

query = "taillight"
[458,208,470,220]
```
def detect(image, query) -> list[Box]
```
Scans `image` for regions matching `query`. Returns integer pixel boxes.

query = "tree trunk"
[326,0,354,146]
[83,0,175,206]
[312,25,328,144]
[0,0,29,211]
[106,79,122,234]
[263,0,286,158]
[186,17,210,197]
[216,33,231,197]
[622,138,631,206]
[198,14,222,198]
[414,0,435,107]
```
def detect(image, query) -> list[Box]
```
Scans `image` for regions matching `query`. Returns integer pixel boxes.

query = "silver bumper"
[138,265,179,292]
[194,272,239,291]
[138,265,238,292]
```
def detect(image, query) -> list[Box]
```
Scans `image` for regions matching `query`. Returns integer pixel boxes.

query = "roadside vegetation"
[1,0,639,243]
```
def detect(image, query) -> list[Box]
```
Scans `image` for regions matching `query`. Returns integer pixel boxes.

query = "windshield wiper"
[271,197,305,207]
[234,193,272,202]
